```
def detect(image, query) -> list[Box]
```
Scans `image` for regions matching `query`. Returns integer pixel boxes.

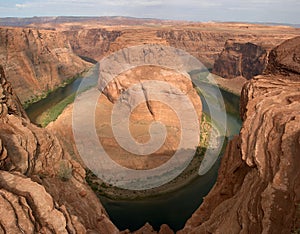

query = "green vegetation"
[38,93,76,127]
[23,71,87,109]
[85,111,215,200]
[57,160,73,182]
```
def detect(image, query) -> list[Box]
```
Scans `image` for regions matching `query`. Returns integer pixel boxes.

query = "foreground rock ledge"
[0,65,119,233]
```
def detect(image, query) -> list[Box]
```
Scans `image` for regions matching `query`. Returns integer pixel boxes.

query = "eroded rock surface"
[212,40,268,79]
[64,28,122,61]
[0,65,119,233]
[0,21,299,104]
[49,64,202,171]
[0,27,91,103]
[265,36,300,77]
[179,37,300,234]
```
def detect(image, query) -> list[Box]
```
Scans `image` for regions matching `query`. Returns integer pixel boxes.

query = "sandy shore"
[86,116,226,200]
[86,74,243,200]
[51,72,243,200]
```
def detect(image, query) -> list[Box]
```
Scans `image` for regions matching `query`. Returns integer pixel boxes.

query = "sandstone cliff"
[1,19,299,233]
[0,27,91,104]
[179,36,300,234]
[212,40,268,79]
[64,28,122,61]
[1,22,299,105]
[156,24,299,68]
[0,65,118,233]
[265,36,300,77]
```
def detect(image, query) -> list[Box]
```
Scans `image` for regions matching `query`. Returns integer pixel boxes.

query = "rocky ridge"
[212,40,268,79]
[0,22,299,105]
[179,36,300,233]
[0,18,299,233]
[0,65,118,233]
[0,27,91,104]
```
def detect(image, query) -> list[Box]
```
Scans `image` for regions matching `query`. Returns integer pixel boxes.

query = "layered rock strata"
[212,40,268,79]
[179,36,300,234]
[0,27,91,103]
[0,65,119,233]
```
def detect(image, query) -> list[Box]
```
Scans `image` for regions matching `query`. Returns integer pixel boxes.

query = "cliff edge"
[0,65,118,233]
[180,36,300,233]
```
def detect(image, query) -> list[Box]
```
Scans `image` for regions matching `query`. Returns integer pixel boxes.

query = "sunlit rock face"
[264,36,300,78]
[0,65,119,233]
[95,65,202,170]
[179,36,300,234]
[0,27,91,103]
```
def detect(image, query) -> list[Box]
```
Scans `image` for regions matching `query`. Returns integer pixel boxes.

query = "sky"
[0,0,299,24]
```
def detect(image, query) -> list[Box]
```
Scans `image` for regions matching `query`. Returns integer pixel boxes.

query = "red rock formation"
[156,24,299,68]
[0,27,91,103]
[49,64,202,171]
[179,36,300,233]
[0,66,119,233]
[157,30,231,67]
[212,40,268,79]
[1,18,299,233]
[265,36,300,77]
[64,28,122,61]
[0,21,298,104]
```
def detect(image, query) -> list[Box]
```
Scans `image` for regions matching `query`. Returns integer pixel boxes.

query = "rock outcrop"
[0,27,91,103]
[265,36,300,77]
[64,28,122,61]
[1,18,299,233]
[156,24,299,68]
[49,64,202,171]
[98,65,202,170]
[212,40,268,79]
[0,65,119,233]
[0,21,299,105]
[179,36,300,233]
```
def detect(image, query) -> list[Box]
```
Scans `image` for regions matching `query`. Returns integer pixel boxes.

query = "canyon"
[0,27,92,104]
[0,17,299,233]
[0,65,118,233]
[0,18,300,105]
[179,36,300,234]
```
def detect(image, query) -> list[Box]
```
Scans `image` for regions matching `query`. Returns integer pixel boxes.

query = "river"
[25,70,242,232]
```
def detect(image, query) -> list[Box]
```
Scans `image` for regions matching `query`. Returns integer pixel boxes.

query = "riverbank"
[25,66,98,126]
[211,74,247,96]
[36,93,76,127]
[23,69,89,110]
[26,70,241,197]
[86,113,226,200]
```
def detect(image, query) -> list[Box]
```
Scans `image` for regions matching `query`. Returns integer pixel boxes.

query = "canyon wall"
[179,36,300,234]
[212,40,268,79]
[211,28,300,80]
[265,36,300,77]
[64,28,122,61]
[157,30,231,67]
[0,66,119,233]
[0,22,299,104]
[156,25,299,68]
[0,19,299,233]
[0,27,91,104]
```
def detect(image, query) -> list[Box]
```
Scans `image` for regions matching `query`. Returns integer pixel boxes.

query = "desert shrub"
[57,160,73,181]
